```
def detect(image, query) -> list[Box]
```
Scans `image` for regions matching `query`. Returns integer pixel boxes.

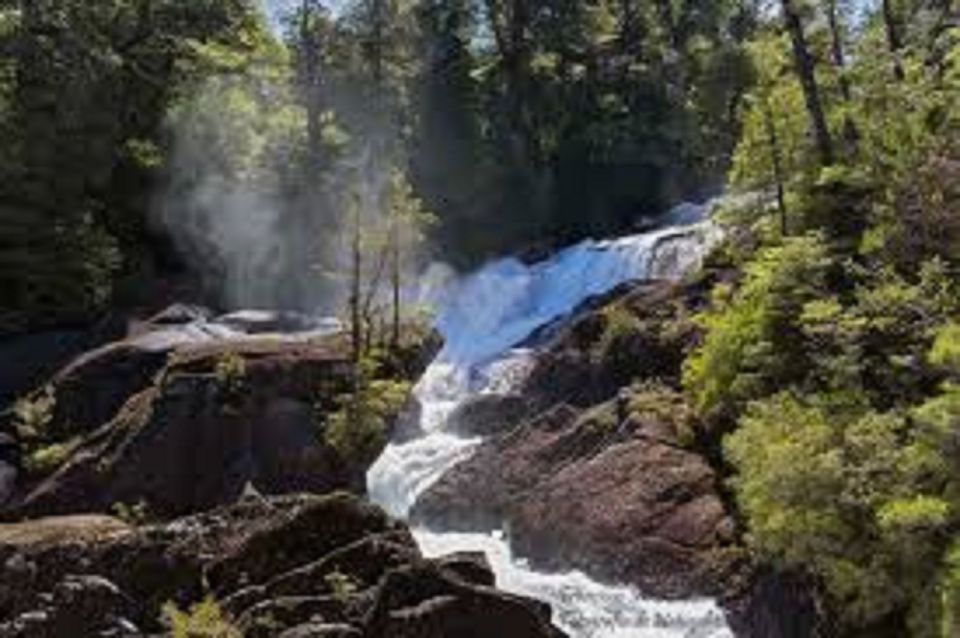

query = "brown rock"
[0,493,567,638]
[10,340,357,519]
[415,395,737,599]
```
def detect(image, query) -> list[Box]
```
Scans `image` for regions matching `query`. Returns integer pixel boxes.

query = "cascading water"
[367,202,733,638]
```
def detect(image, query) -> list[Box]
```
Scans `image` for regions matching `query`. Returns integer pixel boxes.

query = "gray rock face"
[446,394,530,437]
[0,493,568,638]
[11,340,357,519]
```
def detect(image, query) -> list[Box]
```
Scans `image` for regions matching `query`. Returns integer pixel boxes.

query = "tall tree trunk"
[881,0,906,80]
[371,0,385,90]
[350,192,363,373]
[390,215,401,349]
[825,0,851,101]
[301,0,324,178]
[764,100,789,236]
[781,0,835,166]
[618,0,643,57]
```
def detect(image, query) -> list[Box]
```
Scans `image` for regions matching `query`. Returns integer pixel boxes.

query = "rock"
[447,394,530,437]
[0,574,140,638]
[279,623,363,638]
[0,493,566,638]
[722,568,826,638]
[140,304,213,328]
[432,552,496,588]
[0,433,18,506]
[207,493,403,595]
[214,310,342,336]
[10,340,358,519]
[415,394,738,600]
[521,282,703,410]
[13,340,170,445]
[0,328,117,412]
[237,595,356,637]
[363,562,566,638]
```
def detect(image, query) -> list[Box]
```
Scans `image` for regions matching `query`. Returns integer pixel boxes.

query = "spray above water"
[368,201,733,638]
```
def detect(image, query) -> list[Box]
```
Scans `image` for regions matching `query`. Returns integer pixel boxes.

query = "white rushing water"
[367,201,733,638]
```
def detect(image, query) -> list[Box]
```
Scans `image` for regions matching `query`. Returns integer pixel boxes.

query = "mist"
[152,65,443,322]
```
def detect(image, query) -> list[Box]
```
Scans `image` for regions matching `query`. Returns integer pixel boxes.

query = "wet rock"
[363,562,566,638]
[447,394,530,437]
[521,282,703,410]
[416,392,737,600]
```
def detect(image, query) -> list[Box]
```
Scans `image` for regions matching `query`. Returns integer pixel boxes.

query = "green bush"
[325,356,412,467]
[725,392,953,633]
[23,437,79,478]
[163,597,240,638]
[12,386,56,440]
[325,570,360,603]
[683,233,832,424]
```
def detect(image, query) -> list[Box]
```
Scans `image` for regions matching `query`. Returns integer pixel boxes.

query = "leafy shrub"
[111,500,151,526]
[214,353,247,393]
[163,597,240,638]
[325,570,360,603]
[627,381,697,447]
[725,391,955,634]
[325,356,412,467]
[13,386,56,440]
[683,233,832,424]
[23,437,79,478]
[594,304,642,364]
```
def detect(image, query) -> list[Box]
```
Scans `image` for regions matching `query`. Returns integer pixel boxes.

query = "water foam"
[367,201,732,637]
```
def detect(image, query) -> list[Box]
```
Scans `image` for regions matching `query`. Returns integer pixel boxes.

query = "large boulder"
[519,281,708,411]
[9,339,357,519]
[414,391,739,599]
[0,493,567,638]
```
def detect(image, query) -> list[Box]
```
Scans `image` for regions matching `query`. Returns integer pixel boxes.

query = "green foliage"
[726,393,953,632]
[627,381,697,446]
[0,0,276,332]
[594,304,642,367]
[325,569,360,603]
[214,353,248,393]
[683,233,832,423]
[111,500,152,527]
[23,438,80,478]
[325,355,412,467]
[163,597,240,638]
[12,386,56,440]
[930,323,960,373]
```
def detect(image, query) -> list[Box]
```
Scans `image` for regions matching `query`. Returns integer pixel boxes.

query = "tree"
[881,0,906,80]
[824,0,853,102]
[386,167,433,347]
[780,0,835,165]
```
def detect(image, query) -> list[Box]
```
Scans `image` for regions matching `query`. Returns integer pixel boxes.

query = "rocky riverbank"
[0,492,566,637]
[0,277,823,637]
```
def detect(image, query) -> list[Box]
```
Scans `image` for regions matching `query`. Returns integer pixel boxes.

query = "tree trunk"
[764,99,789,236]
[881,0,906,80]
[301,0,324,178]
[390,216,401,349]
[371,0,385,89]
[350,193,363,373]
[781,0,835,166]
[825,0,851,101]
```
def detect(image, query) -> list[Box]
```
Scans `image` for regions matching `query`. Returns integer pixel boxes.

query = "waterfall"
[367,202,733,638]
